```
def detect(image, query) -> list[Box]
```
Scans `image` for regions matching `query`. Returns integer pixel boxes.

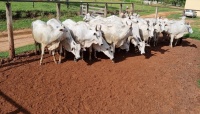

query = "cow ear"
[95,25,98,31]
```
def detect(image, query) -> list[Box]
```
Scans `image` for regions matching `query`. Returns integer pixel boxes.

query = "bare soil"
[0,38,200,114]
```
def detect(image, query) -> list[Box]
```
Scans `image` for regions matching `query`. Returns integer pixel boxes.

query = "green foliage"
[167,12,182,19]
[187,28,200,40]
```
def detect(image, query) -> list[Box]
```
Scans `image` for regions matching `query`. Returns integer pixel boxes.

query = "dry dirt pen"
[0,38,200,113]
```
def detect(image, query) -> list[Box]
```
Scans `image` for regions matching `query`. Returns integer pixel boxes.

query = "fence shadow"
[0,52,40,71]
[0,90,31,114]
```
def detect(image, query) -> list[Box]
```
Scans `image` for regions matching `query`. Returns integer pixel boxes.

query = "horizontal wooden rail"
[0,0,133,5]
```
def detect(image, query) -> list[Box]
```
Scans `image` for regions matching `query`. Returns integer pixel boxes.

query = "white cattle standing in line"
[47,18,81,62]
[32,20,66,65]
[62,19,104,60]
[89,15,146,55]
[89,20,132,55]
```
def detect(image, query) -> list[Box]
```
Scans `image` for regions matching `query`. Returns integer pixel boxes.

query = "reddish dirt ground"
[0,38,200,113]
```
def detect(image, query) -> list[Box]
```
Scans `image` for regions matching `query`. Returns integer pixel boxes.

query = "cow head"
[131,38,145,55]
[93,25,104,46]
[71,41,81,60]
[62,38,81,60]
[186,22,193,34]
[83,13,95,22]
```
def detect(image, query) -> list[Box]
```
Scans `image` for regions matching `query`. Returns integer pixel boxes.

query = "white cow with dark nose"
[62,19,104,60]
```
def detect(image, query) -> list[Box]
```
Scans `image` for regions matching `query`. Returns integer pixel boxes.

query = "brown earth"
[0,38,200,114]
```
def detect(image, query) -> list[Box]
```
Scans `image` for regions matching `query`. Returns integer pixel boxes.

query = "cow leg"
[35,41,40,55]
[170,34,174,48]
[154,33,158,47]
[81,49,84,60]
[40,44,46,65]
[89,46,92,61]
[94,51,97,59]
[179,38,183,45]
[58,44,63,64]
[52,50,57,64]
[112,43,115,55]
[175,39,179,46]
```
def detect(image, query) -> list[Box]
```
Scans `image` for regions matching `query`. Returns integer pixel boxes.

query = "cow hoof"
[74,59,77,62]
[112,60,115,63]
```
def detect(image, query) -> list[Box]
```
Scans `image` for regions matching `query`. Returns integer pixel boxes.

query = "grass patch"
[198,80,200,88]
[167,13,182,19]
[0,44,35,58]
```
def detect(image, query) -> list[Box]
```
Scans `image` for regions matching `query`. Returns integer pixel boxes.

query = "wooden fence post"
[155,7,158,19]
[131,3,134,14]
[86,3,89,14]
[80,2,83,15]
[119,3,122,16]
[6,3,15,59]
[104,3,107,17]
[56,3,61,20]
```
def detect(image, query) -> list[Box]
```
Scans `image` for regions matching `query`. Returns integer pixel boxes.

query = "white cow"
[47,18,81,62]
[90,38,114,61]
[90,20,132,54]
[137,19,154,45]
[89,16,146,55]
[32,20,66,65]
[83,13,103,22]
[62,19,104,59]
[165,21,193,47]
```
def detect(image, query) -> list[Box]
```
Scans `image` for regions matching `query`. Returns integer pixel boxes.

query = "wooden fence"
[1,0,134,59]
[80,2,134,17]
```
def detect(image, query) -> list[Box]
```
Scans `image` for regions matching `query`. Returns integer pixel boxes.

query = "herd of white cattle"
[31,13,193,65]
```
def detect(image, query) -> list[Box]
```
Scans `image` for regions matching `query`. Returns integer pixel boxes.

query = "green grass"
[0,44,35,58]
[0,2,79,11]
[198,80,200,88]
